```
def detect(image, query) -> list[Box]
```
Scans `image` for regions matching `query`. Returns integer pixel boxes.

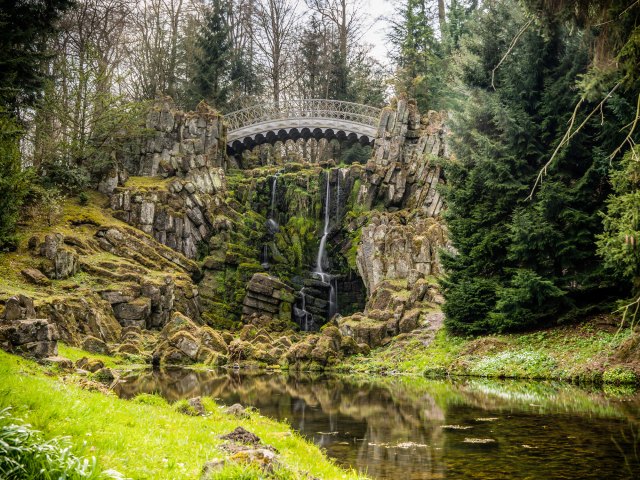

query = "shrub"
[442,278,497,335]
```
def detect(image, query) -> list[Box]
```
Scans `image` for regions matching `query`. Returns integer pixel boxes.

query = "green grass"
[57,344,123,369]
[468,350,558,379]
[335,316,635,383]
[0,351,366,479]
[335,328,466,375]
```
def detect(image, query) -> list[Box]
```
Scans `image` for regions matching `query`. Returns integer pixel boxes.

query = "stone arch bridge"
[224,99,382,155]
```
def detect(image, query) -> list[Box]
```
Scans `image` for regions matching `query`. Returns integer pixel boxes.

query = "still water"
[115,369,640,479]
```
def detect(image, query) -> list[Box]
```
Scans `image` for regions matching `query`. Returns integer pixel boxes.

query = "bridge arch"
[224,99,382,155]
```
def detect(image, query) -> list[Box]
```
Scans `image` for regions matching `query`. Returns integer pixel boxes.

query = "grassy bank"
[0,350,365,479]
[335,316,638,386]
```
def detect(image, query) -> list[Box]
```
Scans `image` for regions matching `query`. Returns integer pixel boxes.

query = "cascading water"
[335,169,341,224]
[262,171,282,269]
[294,169,339,331]
[315,171,337,319]
[266,172,281,235]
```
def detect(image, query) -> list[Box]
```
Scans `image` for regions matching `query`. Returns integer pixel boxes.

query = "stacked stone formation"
[0,296,59,358]
[241,274,295,323]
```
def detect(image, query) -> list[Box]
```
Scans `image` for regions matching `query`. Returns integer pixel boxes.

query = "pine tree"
[0,111,31,250]
[389,0,445,111]
[440,0,634,334]
[0,0,73,111]
[189,0,233,110]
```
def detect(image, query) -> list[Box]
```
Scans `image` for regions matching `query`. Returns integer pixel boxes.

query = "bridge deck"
[224,99,382,146]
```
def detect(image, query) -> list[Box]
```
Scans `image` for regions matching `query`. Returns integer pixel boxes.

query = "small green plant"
[0,408,122,479]
[78,192,89,206]
[131,393,168,407]
[172,399,199,416]
[603,367,638,385]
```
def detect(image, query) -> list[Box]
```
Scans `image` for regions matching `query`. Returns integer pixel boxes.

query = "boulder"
[2,295,36,322]
[188,397,206,416]
[76,357,105,373]
[199,327,228,354]
[42,356,74,370]
[0,318,59,361]
[21,268,51,286]
[241,274,295,324]
[170,331,200,360]
[82,335,110,355]
[39,234,78,280]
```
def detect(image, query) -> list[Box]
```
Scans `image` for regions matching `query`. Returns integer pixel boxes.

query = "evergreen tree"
[0,0,73,112]
[440,0,634,335]
[0,111,31,250]
[597,146,640,301]
[389,0,446,111]
[189,0,233,110]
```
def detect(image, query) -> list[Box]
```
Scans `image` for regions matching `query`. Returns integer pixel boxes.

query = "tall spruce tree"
[389,0,445,111]
[440,0,634,334]
[0,0,73,112]
[189,0,233,110]
[0,0,73,250]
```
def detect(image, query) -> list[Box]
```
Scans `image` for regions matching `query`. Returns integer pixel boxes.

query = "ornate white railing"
[224,99,382,139]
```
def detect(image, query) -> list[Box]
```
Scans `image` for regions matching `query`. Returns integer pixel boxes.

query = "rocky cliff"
[0,95,450,369]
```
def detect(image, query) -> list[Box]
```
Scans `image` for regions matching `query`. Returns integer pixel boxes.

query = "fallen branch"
[491,19,533,90]
[615,294,640,337]
[609,92,640,162]
[527,81,621,200]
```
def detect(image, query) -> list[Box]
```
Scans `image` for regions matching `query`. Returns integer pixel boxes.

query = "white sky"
[361,0,395,65]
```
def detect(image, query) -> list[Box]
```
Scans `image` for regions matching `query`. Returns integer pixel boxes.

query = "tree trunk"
[438,0,446,37]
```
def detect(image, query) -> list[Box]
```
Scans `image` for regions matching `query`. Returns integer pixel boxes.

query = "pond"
[114,369,640,479]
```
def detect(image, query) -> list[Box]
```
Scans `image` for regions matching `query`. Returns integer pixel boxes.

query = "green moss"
[123,176,173,191]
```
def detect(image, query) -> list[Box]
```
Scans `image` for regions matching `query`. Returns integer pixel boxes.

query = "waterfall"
[335,169,341,224]
[260,244,269,269]
[315,173,331,274]
[294,287,311,331]
[266,171,281,234]
[315,170,337,319]
[270,173,278,219]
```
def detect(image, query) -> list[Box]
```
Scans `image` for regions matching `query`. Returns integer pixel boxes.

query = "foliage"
[388,0,447,111]
[440,0,636,335]
[188,0,233,110]
[468,349,557,379]
[0,0,73,111]
[597,146,640,287]
[0,112,32,250]
[602,367,638,385]
[0,408,118,480]
[491,269,566,331]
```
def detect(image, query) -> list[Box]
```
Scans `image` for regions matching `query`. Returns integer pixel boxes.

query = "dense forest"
[1,0,640,479]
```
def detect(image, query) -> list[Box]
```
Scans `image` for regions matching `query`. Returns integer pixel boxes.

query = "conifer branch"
[527,82,621,201]
[491,19,533,91]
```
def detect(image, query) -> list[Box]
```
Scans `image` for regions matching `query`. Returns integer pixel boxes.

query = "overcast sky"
[360,0,395,65]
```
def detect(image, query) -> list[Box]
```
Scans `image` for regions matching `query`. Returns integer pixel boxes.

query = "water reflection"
[115,369,640,479]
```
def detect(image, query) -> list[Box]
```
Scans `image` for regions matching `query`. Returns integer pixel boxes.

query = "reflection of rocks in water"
[114,369,640,480]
